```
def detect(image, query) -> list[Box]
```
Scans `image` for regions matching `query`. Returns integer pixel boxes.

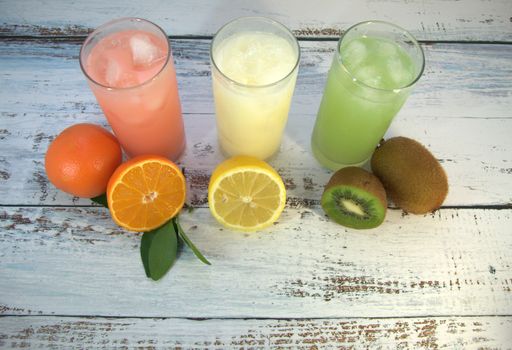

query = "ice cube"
[355,65,383,89]
[387,57,413,87]
[378,41,398,57]
[105,58,121,87]
[129,34,163,67]
[342,39,367,68]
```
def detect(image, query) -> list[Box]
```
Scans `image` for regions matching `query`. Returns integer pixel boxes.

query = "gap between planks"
[0,205,511,210]
[1,314,512,320]
[2,35,512,45]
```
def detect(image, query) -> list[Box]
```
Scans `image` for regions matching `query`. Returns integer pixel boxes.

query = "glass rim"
[210,16,301,89]
[336,20,425,92]
[79,17,171,91]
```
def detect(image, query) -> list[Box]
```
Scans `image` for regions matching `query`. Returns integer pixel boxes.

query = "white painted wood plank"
[0,0,511,41]
[1,207,511,318]
[1,316,511,349]
[0,41,511,206]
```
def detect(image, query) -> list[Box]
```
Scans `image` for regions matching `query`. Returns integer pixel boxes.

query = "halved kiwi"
[321,167,387,229]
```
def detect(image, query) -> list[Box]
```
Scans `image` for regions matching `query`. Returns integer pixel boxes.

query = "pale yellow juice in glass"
[211,17,300,160]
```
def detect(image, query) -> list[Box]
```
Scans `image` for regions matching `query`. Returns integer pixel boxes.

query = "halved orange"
[106,155,186,232]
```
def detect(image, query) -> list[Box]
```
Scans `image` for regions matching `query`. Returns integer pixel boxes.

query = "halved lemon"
[208,156,286,232]
[107,155,186,232]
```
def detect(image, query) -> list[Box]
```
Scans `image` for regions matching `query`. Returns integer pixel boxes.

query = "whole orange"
[45,123,122,198]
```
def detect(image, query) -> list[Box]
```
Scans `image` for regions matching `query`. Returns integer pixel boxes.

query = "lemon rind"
[208,167,286,232]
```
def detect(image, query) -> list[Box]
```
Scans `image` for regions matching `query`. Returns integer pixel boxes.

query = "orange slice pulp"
[107,155,186,232]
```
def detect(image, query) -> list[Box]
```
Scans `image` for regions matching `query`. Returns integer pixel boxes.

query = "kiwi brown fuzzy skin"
[371,137,448,214]
[323,167,387,229]
[325,167,387,207]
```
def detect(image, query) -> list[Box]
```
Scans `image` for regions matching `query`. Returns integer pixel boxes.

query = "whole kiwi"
[371,137,448,214]
[321,167,387,229]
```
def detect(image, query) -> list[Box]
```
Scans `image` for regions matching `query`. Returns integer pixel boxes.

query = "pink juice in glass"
[80,19,185,160]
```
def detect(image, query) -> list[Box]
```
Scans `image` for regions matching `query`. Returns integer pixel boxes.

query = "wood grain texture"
[0,0,511,41]
[1,316,511,349]
[0,40,511,207]
[1,1,511,347]
[1,207,511,318]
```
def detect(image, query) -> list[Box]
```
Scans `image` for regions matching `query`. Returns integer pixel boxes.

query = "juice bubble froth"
[87,30,167,88]
[341,36,416,90]
[215,32,296,86]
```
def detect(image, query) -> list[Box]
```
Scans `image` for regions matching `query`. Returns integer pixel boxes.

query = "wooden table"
[1,1,511,348]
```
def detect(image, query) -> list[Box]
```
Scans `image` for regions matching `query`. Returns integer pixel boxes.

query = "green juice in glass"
[311,21,424,170]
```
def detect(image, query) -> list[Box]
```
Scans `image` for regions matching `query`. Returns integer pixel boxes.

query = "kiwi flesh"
[371,137,448,214]
[321,167,387,229]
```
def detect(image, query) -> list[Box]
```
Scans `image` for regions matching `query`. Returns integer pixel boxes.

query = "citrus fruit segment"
[208,156,286,232]
[107,155,186,232]
[45,123,122,198]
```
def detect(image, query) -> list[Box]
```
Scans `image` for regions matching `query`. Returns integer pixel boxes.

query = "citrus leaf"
[91,193,108,208]
[141,220,178,281]
[173,216,211,265]
[140,230,154,278]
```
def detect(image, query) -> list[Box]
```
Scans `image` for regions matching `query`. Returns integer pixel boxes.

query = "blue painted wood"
[0,1,511,346]
[0,0,511,41]
[1,207,511,318]
[0,41,511,206]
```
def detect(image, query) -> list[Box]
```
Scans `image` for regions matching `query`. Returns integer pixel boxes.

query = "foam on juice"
[212,31,298,159]
[214,32,296,86]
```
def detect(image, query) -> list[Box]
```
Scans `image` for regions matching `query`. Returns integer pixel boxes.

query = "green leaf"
[140,230,154,278]
[173,216,211,265]
[140,220,178,281]
[91,193,108,208]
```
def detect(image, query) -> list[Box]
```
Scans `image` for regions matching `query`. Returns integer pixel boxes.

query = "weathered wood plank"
[1,316,511,349]
[0,40,511,207]
[0,0,511,41]
[1,207,511,318]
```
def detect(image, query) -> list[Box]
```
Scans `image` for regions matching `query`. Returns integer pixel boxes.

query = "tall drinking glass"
[210,17,300,160]
[80,18,185,160]
[311,21,425,170]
